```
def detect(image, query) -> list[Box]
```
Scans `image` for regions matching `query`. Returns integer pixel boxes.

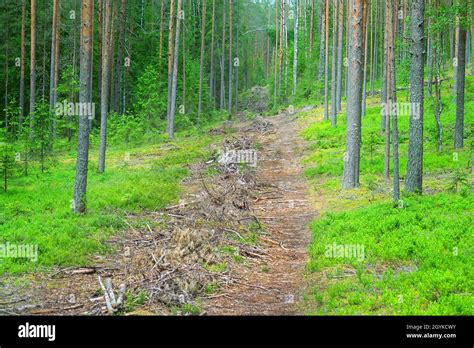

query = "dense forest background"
[0,0,472,316]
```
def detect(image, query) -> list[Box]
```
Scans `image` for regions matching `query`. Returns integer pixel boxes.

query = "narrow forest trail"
[205,109,316,315]
[0,109,317,317]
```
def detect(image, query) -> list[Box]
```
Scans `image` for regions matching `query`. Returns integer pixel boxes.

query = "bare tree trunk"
[309,0,315,53]
[471,23,474,76]
[381,3,389,134]
[19,1,26,126]
[49,0,61,145]
[434,31,443,152]
[167,0,183,139]
[108,4,116,112]
[73,0,94,214]
[330,0,337,126]
[336,0,343,113]
[318,0,326,80]
[274,0,278,107]
[97,0,103,99]
[29,0,37,138]
[158,0,165,61]
[209,0,216,105]
[228,0,233,116]
[342,0,365,189]
[453,25,459,97]
[323,0,329,120]
[383,0,390,181]
[198,0,207,116]
[454,22,467,149]
[361,0,369,118]
[98,0,112,173]
[292,0,299,96]
[220,0,227,110]
[4,6,9,134]
[370,0,378,95]
[113,0,127,114]
[166,0,175,123]
[427,34,433,96]
[344,0,351,99]
[405,0,425,193]
[389,0,399,202]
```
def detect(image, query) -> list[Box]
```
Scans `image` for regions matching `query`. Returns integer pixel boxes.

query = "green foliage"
[0,130,214,273]
[307,193,473,315]
[303,76,474,315]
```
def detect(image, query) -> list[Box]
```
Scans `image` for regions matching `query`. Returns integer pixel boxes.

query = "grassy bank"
[0,124,222,274]
[301,76,473,315]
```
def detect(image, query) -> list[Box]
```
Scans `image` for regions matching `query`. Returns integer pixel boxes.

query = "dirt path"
[205,110,315,315]
[0,110,315,316]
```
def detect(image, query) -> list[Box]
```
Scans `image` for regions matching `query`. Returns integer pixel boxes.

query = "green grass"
[0,128,218,274]
[308,193,473,315]
[302,75,474,315]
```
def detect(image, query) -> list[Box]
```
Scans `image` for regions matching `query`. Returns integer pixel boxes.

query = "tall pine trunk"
[209,0,216,105]
[292,0,299,96]
[29,0,37,138]
[342,0,365,189]
[113,0,127,114]
[98,0,112,173]
[454,23,467,149]
[228,0,233,116]
[323,0,329,120]
[167,0,183,139]
[198,0,207,116]
[73,0,94,214]
[330,0,337,126]
[19,1,26,126]
[405,0,425,193]
[335,0,344,113]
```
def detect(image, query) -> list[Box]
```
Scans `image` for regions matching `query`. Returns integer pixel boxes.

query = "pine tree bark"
[405,0,425,193]
[166,0,176,122]
[98,0,112,173]
[157,0,164,61]
[335,0,343,113]
[73,0,94,214]
[342,0,365,189]
[381,0,388,134]
[49,0,61,144]
[361,0,369,118]
[292,0,299,96]
[29,0,37,138]
[19,1,26,126]
[113,0,127,114]
[323,0,329,120]
[273,0,278,107]
[330,0,338,126]
[167,0,183,139]
[209,0,216,104]
[220,0,227,110]
[471,23,474,76]
[383,0,391,181]
[309,0,315,53]
[228,0,233,115]
[454,24,467,149]
[318,0,326,80]
[198,0,207,116]
[389,0,399,202]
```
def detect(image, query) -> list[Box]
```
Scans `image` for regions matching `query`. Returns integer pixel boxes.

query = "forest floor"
[0,107,317,316]
[204,108,315,315]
